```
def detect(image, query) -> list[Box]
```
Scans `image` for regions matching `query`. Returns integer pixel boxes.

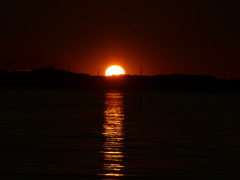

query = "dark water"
[0,88,240,179]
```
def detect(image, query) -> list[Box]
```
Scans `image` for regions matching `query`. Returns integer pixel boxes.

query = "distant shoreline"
[1,67,240,92]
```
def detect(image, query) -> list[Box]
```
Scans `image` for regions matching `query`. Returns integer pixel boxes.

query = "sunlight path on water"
[99,91,125,179]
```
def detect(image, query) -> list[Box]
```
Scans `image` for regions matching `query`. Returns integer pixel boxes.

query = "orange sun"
[105,65,125,76]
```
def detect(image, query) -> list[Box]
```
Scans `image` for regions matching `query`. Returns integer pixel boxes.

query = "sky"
[1,0,240,79]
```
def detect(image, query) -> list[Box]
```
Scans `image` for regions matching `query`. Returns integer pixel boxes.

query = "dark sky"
[1,0,240,79]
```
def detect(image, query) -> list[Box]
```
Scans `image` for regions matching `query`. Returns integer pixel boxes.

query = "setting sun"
[105,65,125,76]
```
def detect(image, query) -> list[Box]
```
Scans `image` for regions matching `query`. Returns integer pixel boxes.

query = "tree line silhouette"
[0,67,240,92]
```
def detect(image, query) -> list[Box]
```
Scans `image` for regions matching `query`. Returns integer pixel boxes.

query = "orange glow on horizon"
[105,65,125,76]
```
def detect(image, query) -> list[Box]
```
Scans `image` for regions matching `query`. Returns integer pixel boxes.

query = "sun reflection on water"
[100,92,125,179]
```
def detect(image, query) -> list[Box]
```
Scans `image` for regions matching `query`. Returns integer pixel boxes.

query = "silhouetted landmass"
[1,67,240,92]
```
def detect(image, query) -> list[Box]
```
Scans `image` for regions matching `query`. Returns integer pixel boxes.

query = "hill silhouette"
[1,67,240,92]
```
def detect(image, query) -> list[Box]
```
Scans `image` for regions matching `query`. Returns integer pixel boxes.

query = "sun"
[105,65,125,76]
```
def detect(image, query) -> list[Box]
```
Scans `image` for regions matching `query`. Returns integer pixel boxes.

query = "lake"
[0,87,239,179]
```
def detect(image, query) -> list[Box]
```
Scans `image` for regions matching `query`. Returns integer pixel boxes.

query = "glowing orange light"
[105,65,125,76]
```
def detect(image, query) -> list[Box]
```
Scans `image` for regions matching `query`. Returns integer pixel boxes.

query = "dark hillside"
[1,67,240,92]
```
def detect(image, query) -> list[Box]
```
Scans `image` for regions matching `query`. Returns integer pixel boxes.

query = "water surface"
[0,88,239,179]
